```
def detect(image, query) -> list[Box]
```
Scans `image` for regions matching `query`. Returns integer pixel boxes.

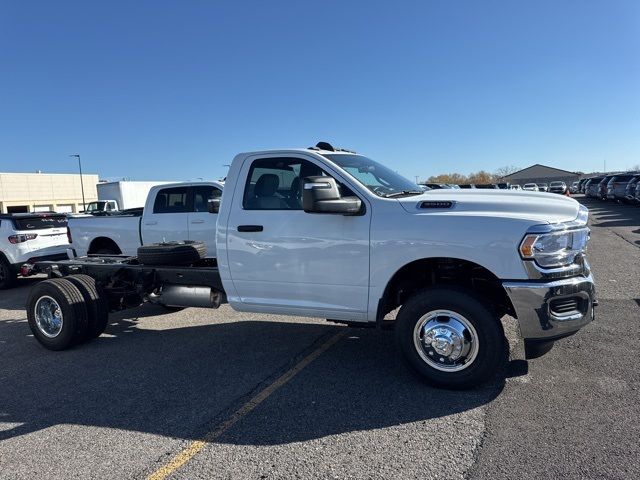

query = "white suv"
[0,213,70,289]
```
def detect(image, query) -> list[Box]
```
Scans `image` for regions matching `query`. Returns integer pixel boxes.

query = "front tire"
[395,287,506,389]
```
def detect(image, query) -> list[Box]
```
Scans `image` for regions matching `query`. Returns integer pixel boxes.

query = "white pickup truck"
[69,181,223,257]
[82,200,120,214]
[25,143,596,389]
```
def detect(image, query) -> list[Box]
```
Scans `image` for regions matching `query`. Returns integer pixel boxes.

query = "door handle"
[145,221,158,226]
[191,220,205,224]
[237,225,263,232]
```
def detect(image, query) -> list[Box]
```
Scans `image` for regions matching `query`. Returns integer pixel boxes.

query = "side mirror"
[207,198,221,214]
[302,176,362,215]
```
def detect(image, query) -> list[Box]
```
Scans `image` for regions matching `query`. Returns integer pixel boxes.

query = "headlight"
[519,229,589,268]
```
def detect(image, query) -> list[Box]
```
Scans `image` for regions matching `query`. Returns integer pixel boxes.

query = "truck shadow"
[0,306,505,446]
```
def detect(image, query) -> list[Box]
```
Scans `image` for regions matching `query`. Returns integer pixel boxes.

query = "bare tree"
[427,173,468,184]
[494,165,520,178]
[423,165,525,185]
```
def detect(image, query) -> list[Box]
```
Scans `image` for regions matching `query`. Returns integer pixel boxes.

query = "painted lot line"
[164,328,501,480]
[147,330,347,480]
[0,304,341,480]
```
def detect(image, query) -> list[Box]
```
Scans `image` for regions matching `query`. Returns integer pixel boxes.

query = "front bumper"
[503,274,596,340]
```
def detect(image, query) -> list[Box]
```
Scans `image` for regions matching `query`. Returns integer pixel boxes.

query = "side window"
[153,187,190,214]
[243,157,328,210]
[193,186,222,212]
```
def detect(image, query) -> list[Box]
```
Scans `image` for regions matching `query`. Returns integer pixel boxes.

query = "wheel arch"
[88,237,122,255]
[376,257,516,325]
[0,250,17,275]
[0,250,10,264]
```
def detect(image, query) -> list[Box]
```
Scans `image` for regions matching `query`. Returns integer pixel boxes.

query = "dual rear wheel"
[27,275,109,350]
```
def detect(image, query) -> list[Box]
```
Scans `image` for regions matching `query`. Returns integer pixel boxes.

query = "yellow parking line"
[147,330,347,480]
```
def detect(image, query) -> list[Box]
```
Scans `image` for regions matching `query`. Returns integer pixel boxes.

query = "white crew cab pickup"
[68,181,223,257]
[0,213,70,289]
[25,143,596,389]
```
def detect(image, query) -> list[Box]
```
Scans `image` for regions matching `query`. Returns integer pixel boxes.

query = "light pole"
[70,154,86,211]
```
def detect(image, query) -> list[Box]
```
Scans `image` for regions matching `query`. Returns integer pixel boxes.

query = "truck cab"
[141,182,223,250]
[217,144,595,386]
[84,200,119,214]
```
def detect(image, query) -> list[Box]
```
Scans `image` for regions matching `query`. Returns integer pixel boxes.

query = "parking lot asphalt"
[1,195,638,479]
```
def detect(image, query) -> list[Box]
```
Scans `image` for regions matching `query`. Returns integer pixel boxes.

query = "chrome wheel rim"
[34,296,64,338]
[413,309,479,372]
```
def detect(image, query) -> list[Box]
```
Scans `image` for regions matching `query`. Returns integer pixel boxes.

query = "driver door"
[225,155,371,320]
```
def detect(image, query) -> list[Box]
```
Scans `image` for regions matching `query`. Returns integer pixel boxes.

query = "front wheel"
[395,287,506,389]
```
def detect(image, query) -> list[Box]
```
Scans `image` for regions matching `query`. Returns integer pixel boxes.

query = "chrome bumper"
[503,274,596,340]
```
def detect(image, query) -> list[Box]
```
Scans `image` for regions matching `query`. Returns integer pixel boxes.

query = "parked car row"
[420,182,562,191]
[517,182,569,194]
[578,173,640,203]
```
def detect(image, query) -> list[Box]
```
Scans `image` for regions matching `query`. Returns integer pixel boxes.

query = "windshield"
[322,154,421,197]
[85,201,106,212]
[550,182,563,186]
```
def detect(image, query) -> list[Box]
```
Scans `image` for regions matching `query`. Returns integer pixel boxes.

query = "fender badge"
[419,201,455,209]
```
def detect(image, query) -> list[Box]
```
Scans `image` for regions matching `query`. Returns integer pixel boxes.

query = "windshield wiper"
[383,190,424,198]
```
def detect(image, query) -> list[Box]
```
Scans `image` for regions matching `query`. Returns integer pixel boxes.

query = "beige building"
[0,172,99,214]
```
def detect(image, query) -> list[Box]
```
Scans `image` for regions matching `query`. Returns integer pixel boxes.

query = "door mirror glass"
[207,197,221,214]
[302,176,362,215]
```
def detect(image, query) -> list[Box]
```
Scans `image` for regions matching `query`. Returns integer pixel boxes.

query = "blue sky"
[1,0,638,182]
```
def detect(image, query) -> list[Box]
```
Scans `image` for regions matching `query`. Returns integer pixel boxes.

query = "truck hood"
[397,189,581,224]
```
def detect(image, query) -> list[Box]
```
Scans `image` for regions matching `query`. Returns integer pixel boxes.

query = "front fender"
[367,208,534,321]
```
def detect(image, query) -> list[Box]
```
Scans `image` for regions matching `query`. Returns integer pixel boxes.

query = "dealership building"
[0,171,99,214]
[499,164,581,186]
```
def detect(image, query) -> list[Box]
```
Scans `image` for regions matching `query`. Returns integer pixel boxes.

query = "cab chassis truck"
[25,143,596,389]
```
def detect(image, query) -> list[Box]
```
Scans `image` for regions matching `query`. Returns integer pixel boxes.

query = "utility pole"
[70,154,86,211]
[415,175,420,184]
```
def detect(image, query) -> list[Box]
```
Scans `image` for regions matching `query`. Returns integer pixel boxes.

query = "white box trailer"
[97,181,173,211]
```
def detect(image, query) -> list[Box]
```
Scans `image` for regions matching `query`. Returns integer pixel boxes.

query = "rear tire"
[137,241,206,266]
[26,278,89,350]
[0,257,16,290]
[395,287,506,389]
[65,274,110,339]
